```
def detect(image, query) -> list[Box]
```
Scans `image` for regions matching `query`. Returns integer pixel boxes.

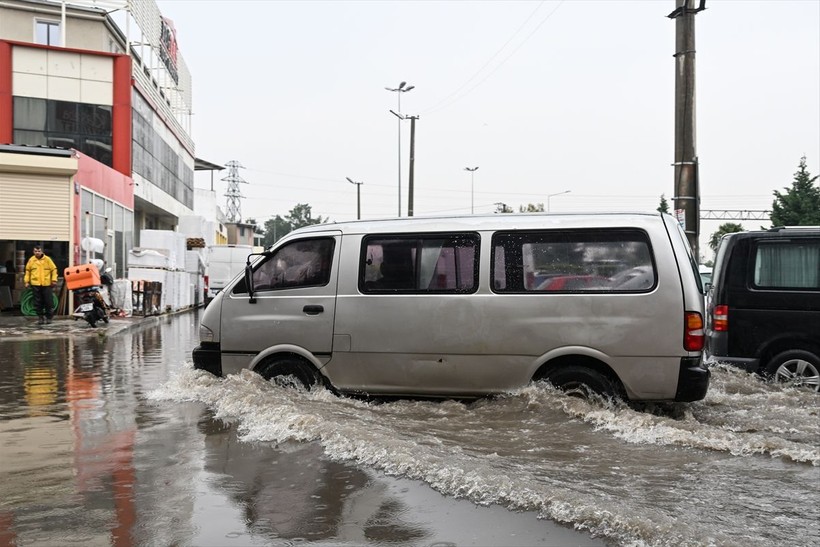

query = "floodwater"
[1,311,818,547]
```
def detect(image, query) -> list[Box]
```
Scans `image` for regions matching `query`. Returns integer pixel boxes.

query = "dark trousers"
[31,285,54,319]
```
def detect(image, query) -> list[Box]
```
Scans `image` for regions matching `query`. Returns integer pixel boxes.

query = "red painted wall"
[0,41,12,144]
[71,152,134,264]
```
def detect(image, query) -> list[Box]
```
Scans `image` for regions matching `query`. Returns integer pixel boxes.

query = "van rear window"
[360,234,479,293]
[492,229,655,293]
[753,240,820,289]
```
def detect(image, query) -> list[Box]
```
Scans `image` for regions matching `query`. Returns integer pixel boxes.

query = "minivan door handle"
[303,305,324,315]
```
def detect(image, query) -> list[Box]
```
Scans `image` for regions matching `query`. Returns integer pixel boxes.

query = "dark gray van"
[706,227,820,391]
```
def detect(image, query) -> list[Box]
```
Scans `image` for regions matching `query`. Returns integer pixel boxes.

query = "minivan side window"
[242,238,335,292]
[492,229,655,292]
[360,234,479,293]
[753,240,820,289]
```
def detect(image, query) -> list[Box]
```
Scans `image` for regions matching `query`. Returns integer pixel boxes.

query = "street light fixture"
[385,81,414,217]
[546,190,571,212]
[464,166,479,214]
[346,177,363,220]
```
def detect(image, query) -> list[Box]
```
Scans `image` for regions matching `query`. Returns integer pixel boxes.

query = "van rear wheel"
[543,365,624,400]
[766,350,820,392]
[257,357,321,391]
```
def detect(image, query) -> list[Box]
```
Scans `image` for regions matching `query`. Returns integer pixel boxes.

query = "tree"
[657,194,670,214]
[260,204,328,247]
[494,202,514,214]
[708,222,744,252]
[286,203,327,229]
[771,156,820,226]
[518,203,545,213]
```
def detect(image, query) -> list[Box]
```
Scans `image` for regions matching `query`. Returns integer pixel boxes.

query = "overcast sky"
[157,0,819,254]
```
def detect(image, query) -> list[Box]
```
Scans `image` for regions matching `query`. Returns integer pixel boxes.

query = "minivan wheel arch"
[255,354,325,391]
[765,350,820,392]
[535,356,627,400]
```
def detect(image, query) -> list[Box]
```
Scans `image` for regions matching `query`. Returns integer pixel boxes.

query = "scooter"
[72,268,114,328]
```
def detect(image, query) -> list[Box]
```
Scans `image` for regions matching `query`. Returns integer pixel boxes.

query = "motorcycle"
[71,267,114,328]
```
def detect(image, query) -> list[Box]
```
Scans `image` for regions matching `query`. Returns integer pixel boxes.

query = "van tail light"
[713,305,728,332]
[684,312,705,351]
[204,275,209,290]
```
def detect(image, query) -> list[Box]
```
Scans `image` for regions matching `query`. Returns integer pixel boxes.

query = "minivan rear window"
[753,239,820,289]
[360,233,479,293]
[492,229,655,293]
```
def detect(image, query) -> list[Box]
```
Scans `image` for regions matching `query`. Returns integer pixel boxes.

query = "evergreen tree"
[657,194,670,214]
[771,156,820,226]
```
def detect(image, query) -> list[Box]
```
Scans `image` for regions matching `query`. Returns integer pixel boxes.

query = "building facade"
[0,0,198,286]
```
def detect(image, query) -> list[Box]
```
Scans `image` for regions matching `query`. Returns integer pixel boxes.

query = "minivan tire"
[257,357,322,391]
[765,350,820,392]
[543,365,625,400]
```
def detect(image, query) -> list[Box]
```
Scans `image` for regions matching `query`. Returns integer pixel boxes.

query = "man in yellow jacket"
[24,245,58,324]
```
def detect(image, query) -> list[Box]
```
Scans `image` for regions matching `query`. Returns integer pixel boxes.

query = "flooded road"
[1,310,818,546]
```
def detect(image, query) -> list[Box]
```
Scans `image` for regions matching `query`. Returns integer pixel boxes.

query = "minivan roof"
[284,211,670,238]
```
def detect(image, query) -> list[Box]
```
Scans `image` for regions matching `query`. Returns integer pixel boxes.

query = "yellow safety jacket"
[24,255,58,286]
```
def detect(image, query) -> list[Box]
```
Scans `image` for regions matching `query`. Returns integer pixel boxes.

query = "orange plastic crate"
[64,264,101,290]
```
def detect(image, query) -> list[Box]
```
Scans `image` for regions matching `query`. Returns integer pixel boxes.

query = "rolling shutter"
[0,173,71,241]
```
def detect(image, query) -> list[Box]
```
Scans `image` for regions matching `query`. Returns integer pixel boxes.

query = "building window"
[13,97,113,166]
[35,20,61,46]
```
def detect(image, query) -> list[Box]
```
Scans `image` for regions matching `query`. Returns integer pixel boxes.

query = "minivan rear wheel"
[543,365,625,401]
[765,350,820,392]
[256,357,321,391]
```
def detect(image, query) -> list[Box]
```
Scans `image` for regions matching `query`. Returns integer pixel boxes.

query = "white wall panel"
[12,72,48,99]
[80,55,113,82]
[47,76,81,102]
[12,47,47,75]
[80,79,113,105]
[47,50,81,78]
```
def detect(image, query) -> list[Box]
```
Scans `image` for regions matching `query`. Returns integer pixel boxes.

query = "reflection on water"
[197,412,429,544]
[2,311,818,546]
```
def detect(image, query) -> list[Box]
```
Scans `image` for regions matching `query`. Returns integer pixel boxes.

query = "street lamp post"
[346,177,363,220]
[464,166,479,214]
[385,81,414,217]
[546,190,571,212]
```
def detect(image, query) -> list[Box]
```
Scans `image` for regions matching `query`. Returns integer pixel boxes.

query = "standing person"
[24,246,58,324]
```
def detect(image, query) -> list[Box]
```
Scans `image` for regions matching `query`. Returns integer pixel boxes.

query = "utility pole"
[222,160,247,222]
[385,81,414,217]
[346,177,364,219]
[668,0,706,259]
[464,166,479,214]
[407,115,418,217]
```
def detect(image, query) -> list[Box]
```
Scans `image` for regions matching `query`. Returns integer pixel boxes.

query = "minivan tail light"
[713,305,728,332]
[684,312,705,351]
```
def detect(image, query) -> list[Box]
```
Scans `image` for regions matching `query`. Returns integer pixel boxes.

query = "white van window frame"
[359,232,480,294]
[491,228,657,293]
[234,237,336,293]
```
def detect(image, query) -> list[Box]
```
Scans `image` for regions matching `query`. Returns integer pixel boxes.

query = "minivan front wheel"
[766,350,820,392]
[543,365,625,401]
[257,357,321,391]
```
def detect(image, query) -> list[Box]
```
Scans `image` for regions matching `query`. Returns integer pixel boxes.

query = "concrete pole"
[669,0,705,259]
[407,116,418,217]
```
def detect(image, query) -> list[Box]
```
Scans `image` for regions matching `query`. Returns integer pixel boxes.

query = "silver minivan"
[193,212,709,402]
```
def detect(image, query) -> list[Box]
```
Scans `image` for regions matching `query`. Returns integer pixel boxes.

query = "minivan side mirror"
[245,263,256,304]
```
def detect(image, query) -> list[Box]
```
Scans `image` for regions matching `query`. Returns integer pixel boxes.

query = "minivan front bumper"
[193,342,222,377]
[675,356,710,402]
